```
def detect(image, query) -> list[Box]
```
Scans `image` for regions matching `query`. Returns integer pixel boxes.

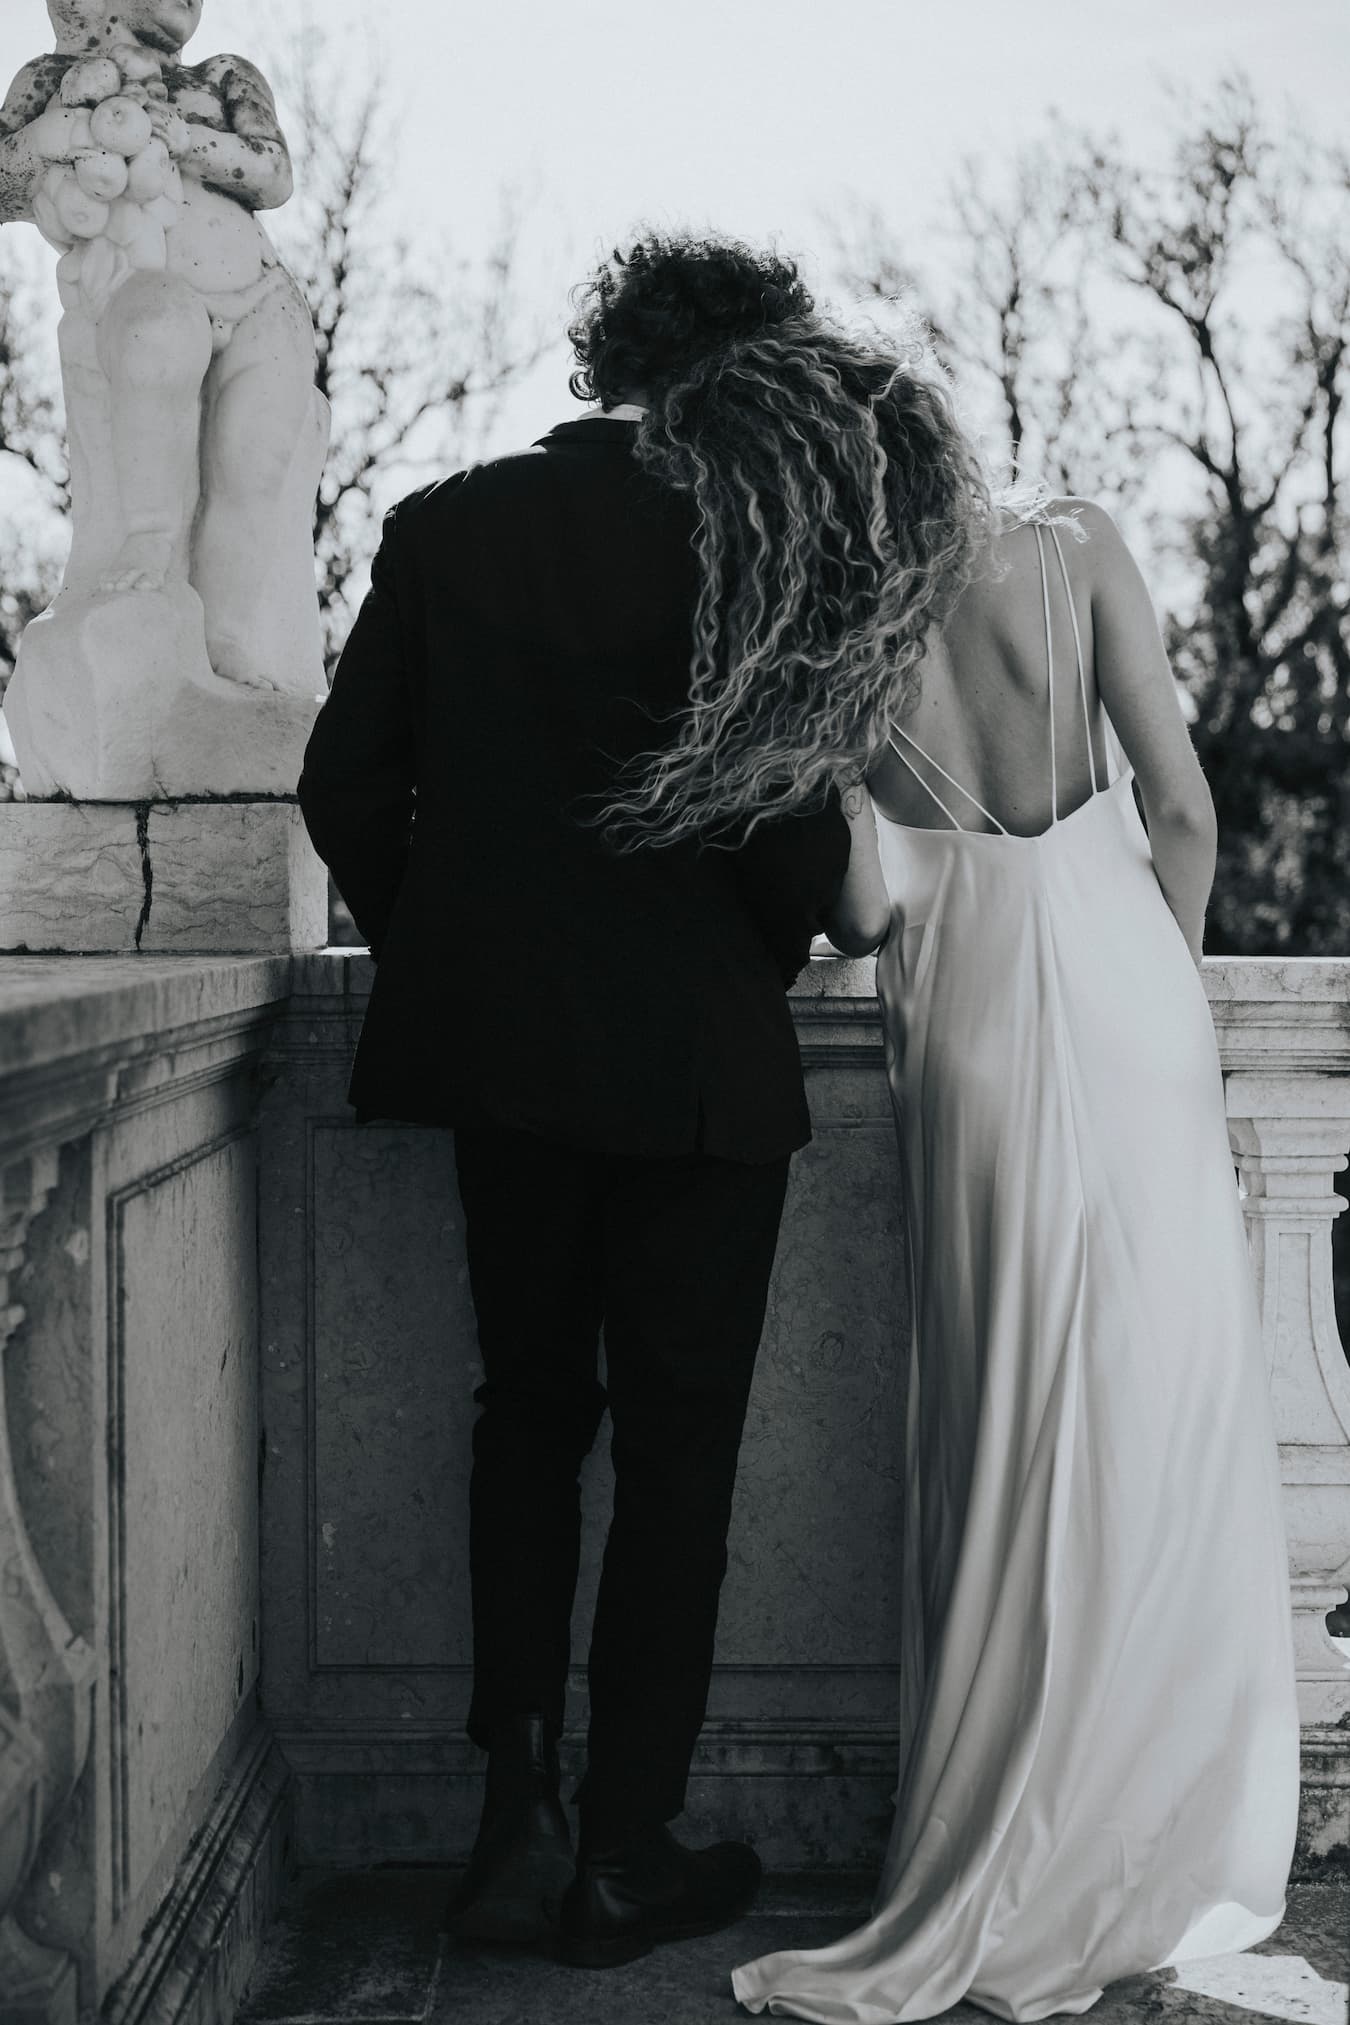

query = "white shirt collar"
[589,402,647,421]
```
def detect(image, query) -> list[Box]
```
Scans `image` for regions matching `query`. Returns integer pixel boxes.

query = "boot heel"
[444,1714,573,1945]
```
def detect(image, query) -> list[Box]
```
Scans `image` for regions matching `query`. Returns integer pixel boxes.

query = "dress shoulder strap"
[1032,524,1059,823]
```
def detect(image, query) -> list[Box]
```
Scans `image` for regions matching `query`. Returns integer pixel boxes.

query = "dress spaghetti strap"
[1032,524,1059,823]
[885,722,1009,836]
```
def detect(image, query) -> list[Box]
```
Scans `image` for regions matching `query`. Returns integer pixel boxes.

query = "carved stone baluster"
[1226,1076,1350,1725]
[0,1150,97,2025]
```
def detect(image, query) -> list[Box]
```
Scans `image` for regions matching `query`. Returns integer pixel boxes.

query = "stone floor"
[236,1866,1350,2025]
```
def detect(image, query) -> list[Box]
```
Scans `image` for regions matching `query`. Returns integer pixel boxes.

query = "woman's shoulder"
[991,494,1128,583]
[995,492,1111,535]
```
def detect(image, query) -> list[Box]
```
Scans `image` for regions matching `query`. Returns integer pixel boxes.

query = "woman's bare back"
[868,506,1112,838]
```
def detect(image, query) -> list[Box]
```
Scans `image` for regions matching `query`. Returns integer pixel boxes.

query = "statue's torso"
[159,61,275,293]
[164,179,274,292]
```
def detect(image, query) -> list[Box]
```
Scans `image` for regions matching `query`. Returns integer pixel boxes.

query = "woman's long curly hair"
[568,232,994,847]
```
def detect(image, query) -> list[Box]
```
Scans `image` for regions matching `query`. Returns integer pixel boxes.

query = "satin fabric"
[733,735,1299,2019]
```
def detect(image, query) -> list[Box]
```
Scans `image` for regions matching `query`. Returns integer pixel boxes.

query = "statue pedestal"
[0,800,327,954]
[4,583,324,800]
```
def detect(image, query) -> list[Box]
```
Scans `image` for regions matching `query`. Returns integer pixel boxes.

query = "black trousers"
[453,1125,791,1838]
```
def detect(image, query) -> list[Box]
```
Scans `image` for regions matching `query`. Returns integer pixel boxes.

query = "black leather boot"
[445,1715,574,1944]
[558,1822,762,1968]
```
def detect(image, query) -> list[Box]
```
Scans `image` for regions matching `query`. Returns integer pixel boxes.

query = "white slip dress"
[732,523,1300,2022]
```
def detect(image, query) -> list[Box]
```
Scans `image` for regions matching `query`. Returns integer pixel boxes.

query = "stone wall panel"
[110,1129,260,1908]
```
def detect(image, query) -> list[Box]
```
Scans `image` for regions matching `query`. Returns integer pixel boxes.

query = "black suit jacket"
[297,417,850,1160]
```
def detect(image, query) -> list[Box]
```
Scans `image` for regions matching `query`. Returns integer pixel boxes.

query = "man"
[297,252,850,1969]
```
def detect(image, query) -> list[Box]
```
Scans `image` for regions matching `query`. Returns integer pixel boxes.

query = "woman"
[591,232,1299,2019]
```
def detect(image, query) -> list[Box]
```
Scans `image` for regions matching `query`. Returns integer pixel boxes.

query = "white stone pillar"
[1206,957,1350,1859]
[1226,1089,1350,1721]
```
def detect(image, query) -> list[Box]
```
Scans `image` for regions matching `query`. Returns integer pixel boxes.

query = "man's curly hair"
[568,232,993,848]
[568,235,815,410]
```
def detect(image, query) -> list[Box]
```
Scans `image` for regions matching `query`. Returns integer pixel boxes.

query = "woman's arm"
[818,783,892,956]
[1077,500,1217,966]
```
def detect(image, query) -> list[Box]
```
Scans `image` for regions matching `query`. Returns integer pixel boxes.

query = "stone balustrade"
[0,951,1346,2019]
[1205,961,1350,1854]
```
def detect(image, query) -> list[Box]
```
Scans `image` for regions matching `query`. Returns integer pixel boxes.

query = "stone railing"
[0,951,1346,2017]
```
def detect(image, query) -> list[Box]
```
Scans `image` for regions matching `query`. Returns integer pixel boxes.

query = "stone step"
[236,1865,1349,2024]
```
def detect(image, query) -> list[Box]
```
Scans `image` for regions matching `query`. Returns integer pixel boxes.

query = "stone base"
[100,1727,294,2025]
[0,801,327,954]
[1300,1722,1350,1872]
[5,584,323,800]
[277,1720,1350,1878]
[277,1724,901,1875]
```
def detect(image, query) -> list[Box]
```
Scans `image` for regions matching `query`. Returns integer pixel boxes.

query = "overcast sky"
[1,0,1345,449]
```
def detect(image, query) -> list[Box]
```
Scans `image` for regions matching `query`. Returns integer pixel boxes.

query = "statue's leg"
[55,307,121,595]
[194,279,327,690]
[95,272,213,594]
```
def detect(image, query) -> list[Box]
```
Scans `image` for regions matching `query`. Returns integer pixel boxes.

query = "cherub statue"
[0,0,328,720]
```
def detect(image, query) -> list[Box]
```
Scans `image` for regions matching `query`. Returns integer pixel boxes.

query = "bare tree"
[0,251,65,793]
[0,259,64,517]
[1086,79,1350,956]
[832,146,1137,505]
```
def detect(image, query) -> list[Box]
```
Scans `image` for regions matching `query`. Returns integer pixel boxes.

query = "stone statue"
[0,0,331,798]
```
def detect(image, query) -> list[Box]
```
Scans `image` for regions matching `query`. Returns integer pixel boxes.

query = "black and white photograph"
[0,2,1346,2022]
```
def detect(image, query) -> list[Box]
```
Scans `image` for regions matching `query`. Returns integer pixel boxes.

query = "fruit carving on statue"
[29,46,184,316]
